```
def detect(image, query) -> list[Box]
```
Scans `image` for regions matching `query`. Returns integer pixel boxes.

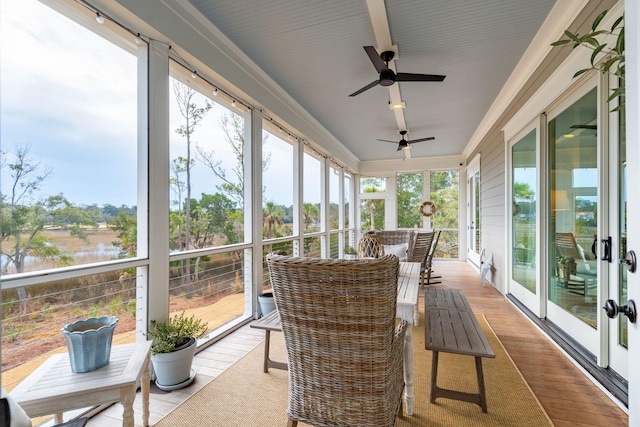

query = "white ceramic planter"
[151,337,197,388]
[258,292,276,317]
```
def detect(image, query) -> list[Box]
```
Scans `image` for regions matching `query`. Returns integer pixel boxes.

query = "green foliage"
[552,9,624,111]
[397,172,423,228]
[430,171,459,229]
[263,201,285,238]
[107,210,137,257]
[147,312,208,355]
[344,245,357,255]
[557,255,576,266]
[361,183,385,231]
[303,203,320,232]
[1,145,100,275]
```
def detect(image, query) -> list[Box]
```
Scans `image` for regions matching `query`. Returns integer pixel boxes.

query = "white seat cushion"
[384,243,408,262]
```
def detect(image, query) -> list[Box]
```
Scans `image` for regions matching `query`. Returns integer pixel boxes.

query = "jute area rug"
[155,313,553,427]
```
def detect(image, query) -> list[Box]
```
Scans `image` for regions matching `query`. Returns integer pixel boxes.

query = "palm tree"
[263,201,284,239]
[303,203,319,232]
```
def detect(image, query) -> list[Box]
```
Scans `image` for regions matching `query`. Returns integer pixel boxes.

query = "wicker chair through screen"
[266,254,408,427]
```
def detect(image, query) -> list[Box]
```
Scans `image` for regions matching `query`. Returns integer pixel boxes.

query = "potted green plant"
[147,312,208,390]
[344,245,357,259]
[557,255,577,280]
[552,9,624,111]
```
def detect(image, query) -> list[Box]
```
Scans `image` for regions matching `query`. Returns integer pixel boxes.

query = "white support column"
[140,40,170,335]
[626,0,640,422]
[321,157,330,257]
[250,111,264,318]
[338,167,345,257]
[293,140,304,256]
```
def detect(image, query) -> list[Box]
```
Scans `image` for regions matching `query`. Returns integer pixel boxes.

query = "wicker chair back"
[266,254,407,427]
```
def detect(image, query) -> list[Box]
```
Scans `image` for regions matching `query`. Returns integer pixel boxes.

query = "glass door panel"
[467,156,481,267]
[548,86,599,354]
[511,129,538,310]
[512,129,537,293]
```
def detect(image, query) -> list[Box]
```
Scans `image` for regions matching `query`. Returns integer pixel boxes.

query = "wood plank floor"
[74,260,627,427]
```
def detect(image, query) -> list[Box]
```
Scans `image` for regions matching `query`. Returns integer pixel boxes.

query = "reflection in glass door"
[510,128,538,309]
[467,156,481,267]
[548,86,599,354]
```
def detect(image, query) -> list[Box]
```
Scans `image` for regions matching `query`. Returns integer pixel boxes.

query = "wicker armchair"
[359,230,416,260]
[378,230,416,260]
[266,254,408,427]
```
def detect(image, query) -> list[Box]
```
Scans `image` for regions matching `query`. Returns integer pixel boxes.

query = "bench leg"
[475,356,488,413]
[262,330,271,373]
[429,351,489,413]
[429,351,439,403]
[262,330,288,372]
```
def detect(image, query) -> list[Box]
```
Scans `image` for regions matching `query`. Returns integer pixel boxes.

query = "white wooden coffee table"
[10,341,151,427]
[397,261,420,416]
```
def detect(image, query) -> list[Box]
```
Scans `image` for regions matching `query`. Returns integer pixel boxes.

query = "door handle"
[603,299,637,323]
[601,236,612,263]
[619,250,637,273]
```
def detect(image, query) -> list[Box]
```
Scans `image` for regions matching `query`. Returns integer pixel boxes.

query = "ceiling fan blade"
[407,137,435,144]
[364,46,387,73]
[396,72,446,82]
[376,138,399,143]
[349,80,380,97]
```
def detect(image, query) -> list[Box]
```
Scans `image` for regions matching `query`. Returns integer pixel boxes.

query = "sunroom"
[1,0,639,426]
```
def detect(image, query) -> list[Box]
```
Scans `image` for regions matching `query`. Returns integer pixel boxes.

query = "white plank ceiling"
[187,0,556,162]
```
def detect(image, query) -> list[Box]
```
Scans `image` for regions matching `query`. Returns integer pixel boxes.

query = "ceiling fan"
[378,130,435,151]
[349,46,446,97]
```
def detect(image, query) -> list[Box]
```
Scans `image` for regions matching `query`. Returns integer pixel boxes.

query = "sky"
[1,0,303,209]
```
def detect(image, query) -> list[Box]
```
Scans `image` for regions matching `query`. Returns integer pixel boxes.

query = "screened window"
[329,163,340,230]
[169,69,248,251]
[1,0,138,273]
[397,172,423,229]
[262,122,294,239]
[430,171,459,258]
[344,172,352,229]
[303,149,322,234]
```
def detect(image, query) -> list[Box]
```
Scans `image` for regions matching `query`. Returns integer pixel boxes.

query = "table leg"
[142,361,151,426]
[403,326,415,416]
[121,385,136,427]
[54,413,63,424]
[413,303,419,326]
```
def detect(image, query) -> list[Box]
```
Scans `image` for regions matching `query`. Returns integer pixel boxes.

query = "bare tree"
[173,82,212,297]
[1,145,98,304]
[197,112,271,212]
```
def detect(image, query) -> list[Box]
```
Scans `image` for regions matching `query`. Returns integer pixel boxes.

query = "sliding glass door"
[509,126,539,312]
[547,85,599,354]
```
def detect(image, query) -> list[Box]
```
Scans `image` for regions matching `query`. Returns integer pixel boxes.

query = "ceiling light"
[389,101,406,110]
[564,134,575,138]
[96,13,105,24]
[191,71,197,79]
[231,100,236,107]
[212,88,218,96]
[134,33,142,44]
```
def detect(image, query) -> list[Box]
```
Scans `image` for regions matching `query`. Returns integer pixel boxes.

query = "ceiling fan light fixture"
[389,101,406,110]
[397,140,409,151]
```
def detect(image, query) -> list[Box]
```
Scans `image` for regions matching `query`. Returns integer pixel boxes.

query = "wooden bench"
[424,288,495,412]
[249,310,287,373]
